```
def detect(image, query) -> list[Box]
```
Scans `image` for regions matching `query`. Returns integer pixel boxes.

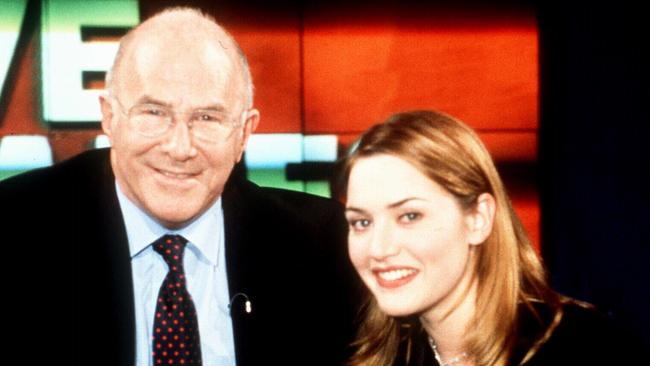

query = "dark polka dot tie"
[152,235,202,365]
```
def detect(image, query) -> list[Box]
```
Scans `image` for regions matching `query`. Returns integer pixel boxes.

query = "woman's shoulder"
[521,301,646,365]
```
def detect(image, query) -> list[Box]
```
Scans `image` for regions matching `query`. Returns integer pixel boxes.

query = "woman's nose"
[368,223,400,260]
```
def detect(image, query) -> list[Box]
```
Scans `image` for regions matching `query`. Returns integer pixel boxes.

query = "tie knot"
[153,234,188,267]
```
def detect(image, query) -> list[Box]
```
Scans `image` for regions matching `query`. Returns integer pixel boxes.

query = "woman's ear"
[465,192,496,246]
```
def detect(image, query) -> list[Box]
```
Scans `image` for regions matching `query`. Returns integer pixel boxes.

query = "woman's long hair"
[343,111,564,366]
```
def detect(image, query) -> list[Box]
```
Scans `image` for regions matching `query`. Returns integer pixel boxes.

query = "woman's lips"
[372,267,419,288]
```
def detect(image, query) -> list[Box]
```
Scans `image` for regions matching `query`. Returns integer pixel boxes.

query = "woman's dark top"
[395,303,645,365]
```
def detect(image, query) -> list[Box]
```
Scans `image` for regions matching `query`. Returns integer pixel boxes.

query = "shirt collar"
[115,181,222,266]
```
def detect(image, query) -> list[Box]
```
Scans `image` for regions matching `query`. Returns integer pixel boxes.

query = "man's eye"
[137,105,167,117]
[195,112,225,123]
[148,109,164,116]
[199,113,217,121]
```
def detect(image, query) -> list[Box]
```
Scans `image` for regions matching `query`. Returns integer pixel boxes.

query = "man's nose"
[161,119,197,160]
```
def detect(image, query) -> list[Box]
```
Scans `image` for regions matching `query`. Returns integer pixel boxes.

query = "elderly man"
[0,8,359,366]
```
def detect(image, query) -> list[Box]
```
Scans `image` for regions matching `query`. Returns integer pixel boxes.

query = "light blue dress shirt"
[115,183,236,366]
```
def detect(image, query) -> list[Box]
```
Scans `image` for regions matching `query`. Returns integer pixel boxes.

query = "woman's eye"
[399,212,421,223]
[348,218,371,231]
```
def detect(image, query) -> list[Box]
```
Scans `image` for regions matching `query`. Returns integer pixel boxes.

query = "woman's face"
[345,154,483,317]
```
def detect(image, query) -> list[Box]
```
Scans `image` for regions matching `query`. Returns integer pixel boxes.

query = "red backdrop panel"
[303,22,538,135]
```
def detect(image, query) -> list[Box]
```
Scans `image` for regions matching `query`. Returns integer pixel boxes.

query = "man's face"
[101,37,258,229]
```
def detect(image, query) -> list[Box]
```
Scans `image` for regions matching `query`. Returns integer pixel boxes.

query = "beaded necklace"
[427,336,469,366]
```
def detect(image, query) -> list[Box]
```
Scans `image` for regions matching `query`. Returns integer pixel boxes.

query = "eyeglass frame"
[109,96,248,143]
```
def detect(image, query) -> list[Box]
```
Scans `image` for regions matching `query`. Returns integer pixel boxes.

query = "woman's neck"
[419,269,478,363]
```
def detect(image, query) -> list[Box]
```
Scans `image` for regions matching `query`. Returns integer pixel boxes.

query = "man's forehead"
[131,34,234,71]
[116,39,237,96]
[111,22,246,109]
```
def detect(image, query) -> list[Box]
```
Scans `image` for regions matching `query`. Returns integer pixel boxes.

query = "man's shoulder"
[0,148,111,209]
[221,177,349,252]
[259,184,342,211]
[230,178,344,222]
[0,148,110,191]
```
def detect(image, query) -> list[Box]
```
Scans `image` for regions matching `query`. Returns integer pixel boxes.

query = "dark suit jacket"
[1,148,361,365]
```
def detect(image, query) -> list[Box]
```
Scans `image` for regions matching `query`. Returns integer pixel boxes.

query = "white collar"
[115,181,222,266]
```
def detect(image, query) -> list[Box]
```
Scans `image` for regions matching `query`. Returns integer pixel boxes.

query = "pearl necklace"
[427,336,469,366]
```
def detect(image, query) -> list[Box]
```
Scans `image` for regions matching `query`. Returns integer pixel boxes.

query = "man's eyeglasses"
[113,98,244,143]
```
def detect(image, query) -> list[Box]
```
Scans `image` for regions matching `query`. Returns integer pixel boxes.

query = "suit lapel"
[94,150,136,366]
[221,176,258,365]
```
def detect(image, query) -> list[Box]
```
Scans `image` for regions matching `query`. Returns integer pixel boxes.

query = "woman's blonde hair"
[343,111,564,366]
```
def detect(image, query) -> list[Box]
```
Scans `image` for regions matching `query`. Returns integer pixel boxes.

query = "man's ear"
[236,108,260,163]
[99,95,115,139]
[466,192,496,246]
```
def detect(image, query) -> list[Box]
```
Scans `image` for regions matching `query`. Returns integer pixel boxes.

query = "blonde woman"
[342,111,641,366]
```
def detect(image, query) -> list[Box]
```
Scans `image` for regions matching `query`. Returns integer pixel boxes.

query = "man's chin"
[146,201,204,230]
[154,213,199,230]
